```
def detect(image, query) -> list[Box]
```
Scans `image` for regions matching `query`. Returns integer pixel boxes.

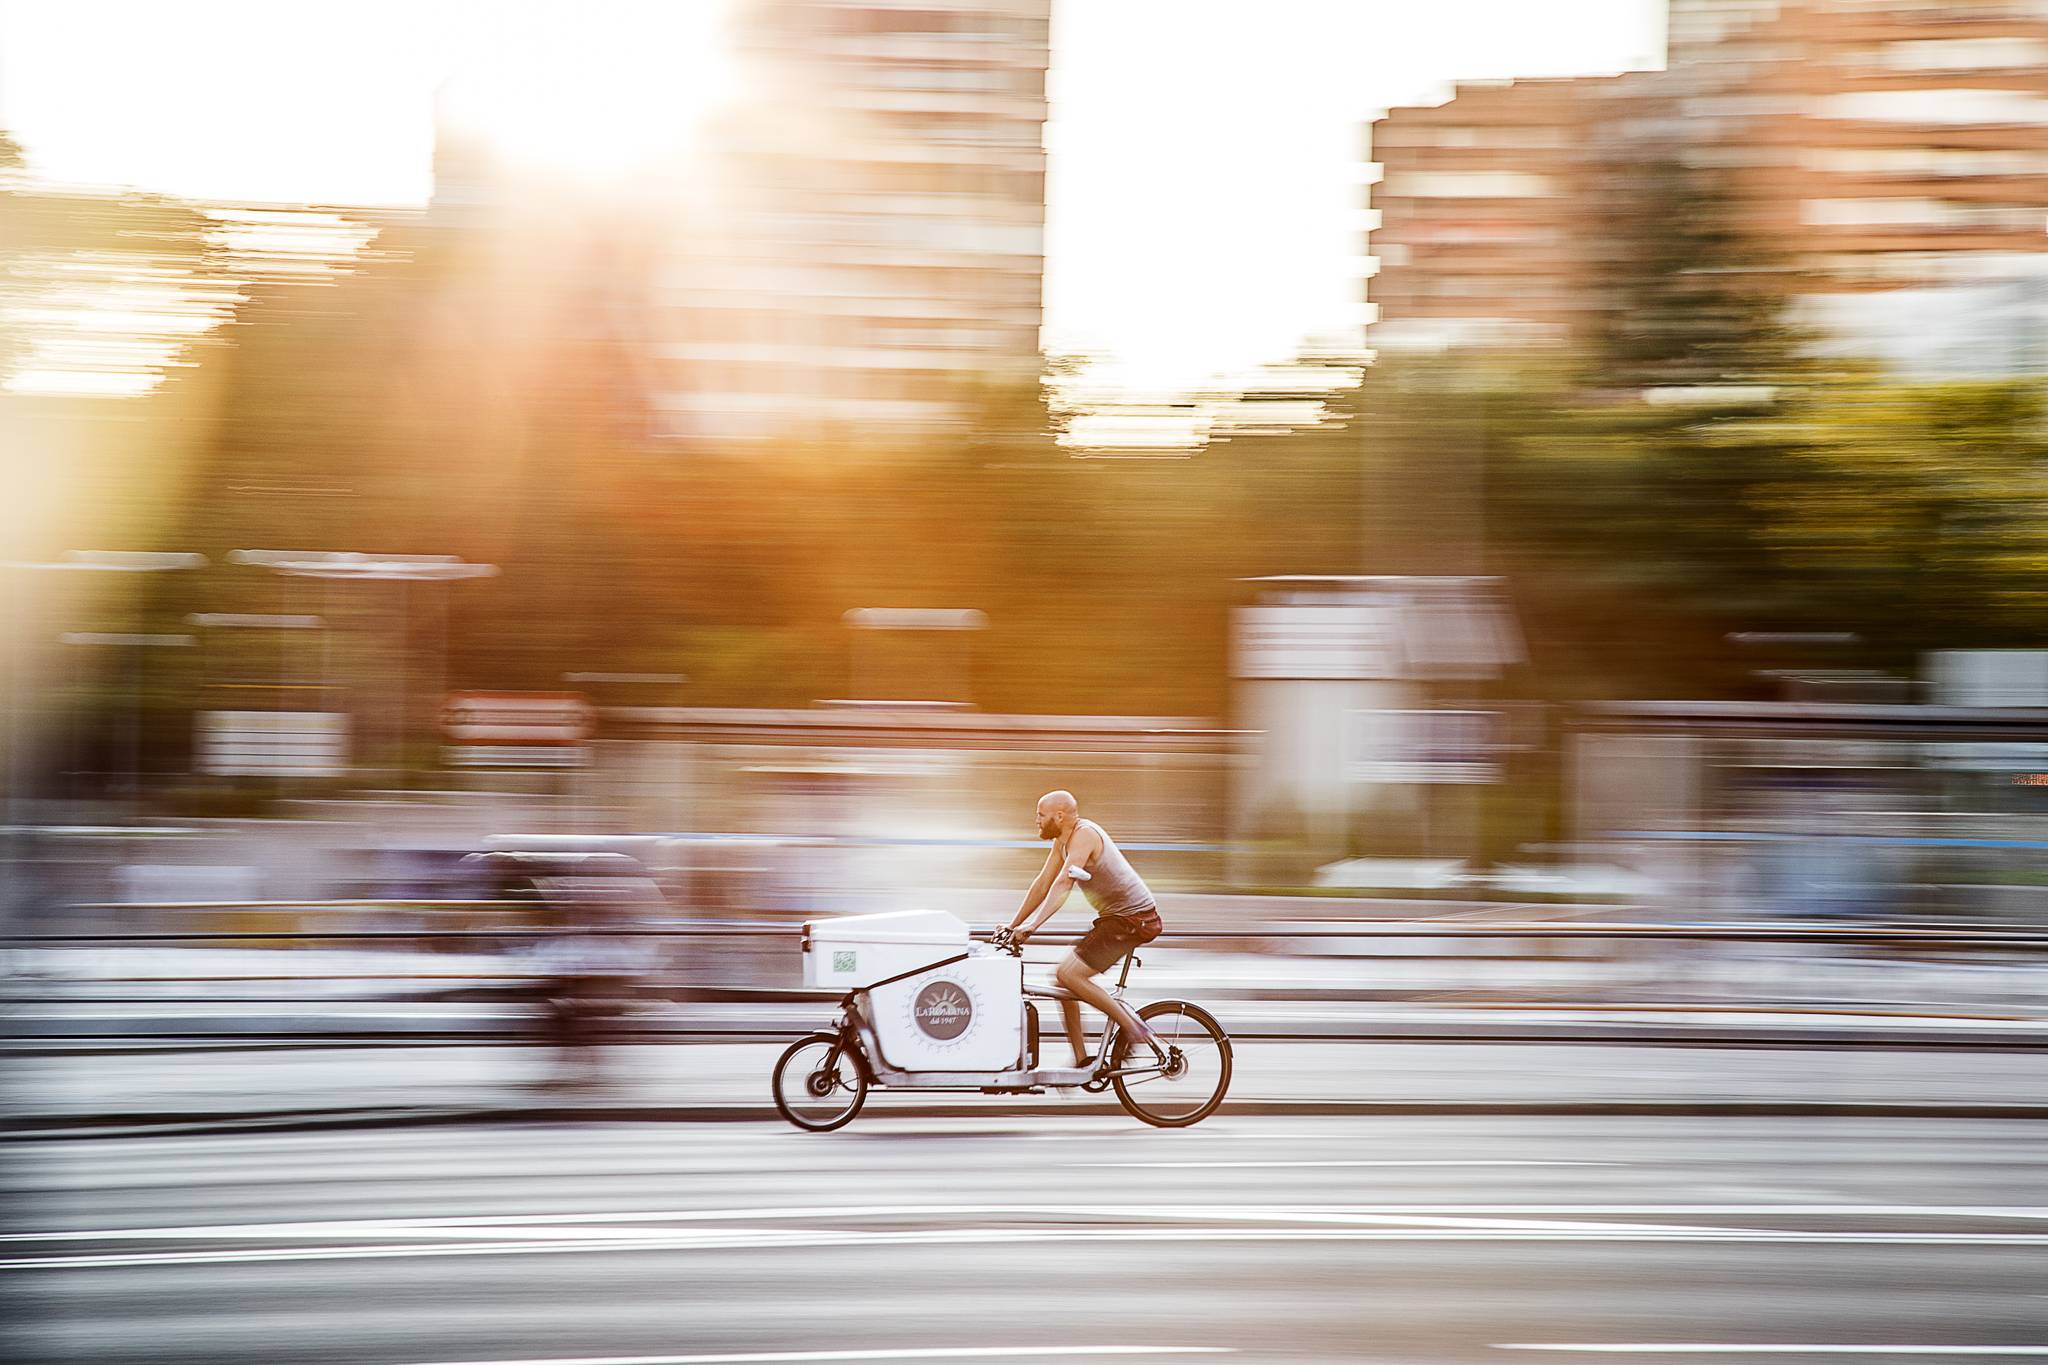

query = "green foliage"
[1367,352,2048,699]
[162,218,1368,719]
[147,166,2048,725]
[1729,374,2048,657]
[1584,155,1800,388]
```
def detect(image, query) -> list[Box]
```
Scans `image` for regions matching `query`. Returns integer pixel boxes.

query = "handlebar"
[987,926,1025,957]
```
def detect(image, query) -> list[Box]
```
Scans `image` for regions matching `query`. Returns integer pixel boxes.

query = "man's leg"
[1059,997,1090,1067]
[1054,952,1159,1060]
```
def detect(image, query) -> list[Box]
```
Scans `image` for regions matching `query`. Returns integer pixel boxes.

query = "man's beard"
[1038,819,1057,840]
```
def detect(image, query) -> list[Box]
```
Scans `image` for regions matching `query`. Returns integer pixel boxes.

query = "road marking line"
[11,1203,2047,1244]
[1499,1348,2048,1356]
[10,1226,2048,1271]
[0,1207,1758,1243]
[5,1213,1722,1244]
[1075,1161,1617,1169]
[395,1348,1233,1365]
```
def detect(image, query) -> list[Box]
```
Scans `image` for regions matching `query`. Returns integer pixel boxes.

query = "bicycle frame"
[823,947,1165,1094]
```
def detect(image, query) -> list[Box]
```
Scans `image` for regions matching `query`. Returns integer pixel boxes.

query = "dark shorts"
[1074,907,1163,974]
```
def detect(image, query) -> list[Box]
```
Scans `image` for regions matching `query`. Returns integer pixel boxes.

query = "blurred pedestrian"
[467,852,655,1090]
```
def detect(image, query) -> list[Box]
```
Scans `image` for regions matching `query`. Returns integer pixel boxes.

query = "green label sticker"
[833,951,857,973]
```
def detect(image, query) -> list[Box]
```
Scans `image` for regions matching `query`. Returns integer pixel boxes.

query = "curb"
[13,1022,2048,1052]
[11,1097,2048,1140]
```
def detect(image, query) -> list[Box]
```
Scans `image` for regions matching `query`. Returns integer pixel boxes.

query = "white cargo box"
[803,910,1025,1069]
[867,952,1024,1071]
[802,909,969,990]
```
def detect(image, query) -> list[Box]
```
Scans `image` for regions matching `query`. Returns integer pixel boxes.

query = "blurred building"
[1369,0,2048,372]
[655,0,1050,440]
[1367,76,1622,351]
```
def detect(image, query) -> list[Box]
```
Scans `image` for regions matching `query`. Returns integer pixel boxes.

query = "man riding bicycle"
[994,790,1167,1070]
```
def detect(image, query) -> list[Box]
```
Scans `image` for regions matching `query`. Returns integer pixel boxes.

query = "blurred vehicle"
[462,850,666,1083]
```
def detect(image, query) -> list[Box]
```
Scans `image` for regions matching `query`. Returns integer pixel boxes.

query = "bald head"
[1035,789,1078,840]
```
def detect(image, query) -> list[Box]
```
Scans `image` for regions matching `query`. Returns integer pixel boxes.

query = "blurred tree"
[1583,154,1800,390]
[1363,145,1820,702]
[1366,348,2048,705]
[1730,374,2048,664]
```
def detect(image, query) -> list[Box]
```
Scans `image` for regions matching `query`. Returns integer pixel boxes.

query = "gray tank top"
[1072,818,1158,919]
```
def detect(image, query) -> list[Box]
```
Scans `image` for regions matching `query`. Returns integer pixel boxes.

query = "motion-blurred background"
[4,0,2047,1033]
[3,3,2048,1361]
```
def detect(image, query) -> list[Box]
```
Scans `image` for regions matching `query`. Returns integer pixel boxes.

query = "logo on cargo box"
[832,951,857,974]
[912,979,974,1041]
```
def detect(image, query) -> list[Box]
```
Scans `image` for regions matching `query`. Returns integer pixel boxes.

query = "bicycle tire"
[771,1032,868,1132]
[1112,999,1232,1128]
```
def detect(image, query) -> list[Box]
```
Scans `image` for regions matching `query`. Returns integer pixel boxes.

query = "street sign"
[1234,605,1399,680]
[197,711,348,778]
[1348,708,1501,785]
[442,691,592,767]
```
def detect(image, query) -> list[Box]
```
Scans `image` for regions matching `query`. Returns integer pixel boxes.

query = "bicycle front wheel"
[771,1033,867,1132]
[1113,1000,1232,1128]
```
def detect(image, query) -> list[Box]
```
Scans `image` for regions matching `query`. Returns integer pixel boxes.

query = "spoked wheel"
[1113,1000,1232,1128]
[771,1032,868,1132]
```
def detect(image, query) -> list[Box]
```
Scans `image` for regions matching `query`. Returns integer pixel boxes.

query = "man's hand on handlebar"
[989,925,1026,955]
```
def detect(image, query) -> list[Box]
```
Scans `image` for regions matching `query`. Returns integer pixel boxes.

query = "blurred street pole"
[1457,349,1488,579]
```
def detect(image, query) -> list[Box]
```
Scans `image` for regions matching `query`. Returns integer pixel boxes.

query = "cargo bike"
[771,909,1232,1131]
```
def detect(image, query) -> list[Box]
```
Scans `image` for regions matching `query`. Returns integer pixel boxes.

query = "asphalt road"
[14,1036,2048,1132]
[4,1114,2047,1365]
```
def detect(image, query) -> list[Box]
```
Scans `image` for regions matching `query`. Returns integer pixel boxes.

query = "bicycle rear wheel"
[1112,1000,1231,1128]
[772,1033,868,1132]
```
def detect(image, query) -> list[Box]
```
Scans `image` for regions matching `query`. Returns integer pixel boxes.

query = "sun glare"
[439,0,740,186]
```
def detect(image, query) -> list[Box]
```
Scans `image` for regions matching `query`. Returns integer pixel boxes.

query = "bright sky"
[0,0,1664,390]
[1047,1,1662,385]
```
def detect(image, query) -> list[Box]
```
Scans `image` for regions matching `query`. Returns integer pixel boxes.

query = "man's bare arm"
[1014,826,1101,940]
[1007,845,1061,929]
